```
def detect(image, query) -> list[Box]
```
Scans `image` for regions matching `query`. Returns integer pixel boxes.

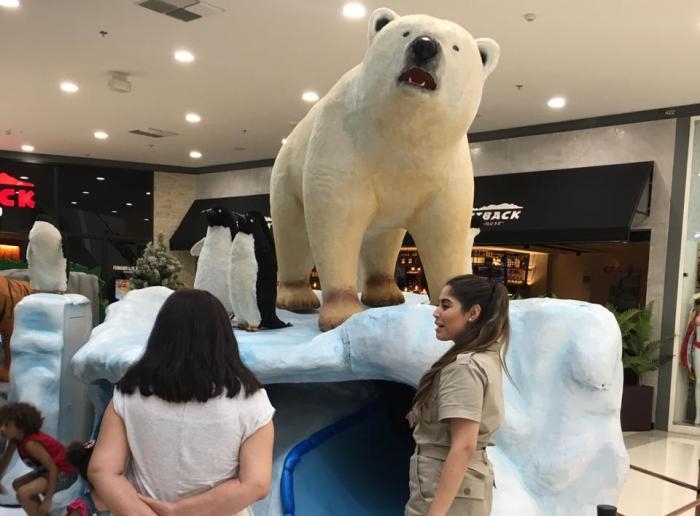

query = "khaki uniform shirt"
[413,348,504,451]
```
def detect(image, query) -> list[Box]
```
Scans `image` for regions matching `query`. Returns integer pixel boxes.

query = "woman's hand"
[139,495,177,516]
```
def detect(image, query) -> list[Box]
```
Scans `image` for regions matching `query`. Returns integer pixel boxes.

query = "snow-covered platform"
[68,287,628,515]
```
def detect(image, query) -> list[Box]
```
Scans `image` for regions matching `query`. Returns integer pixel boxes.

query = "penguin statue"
[467,214,483,275]
[26,215,69,293]
[193,206,237,314]
[229,211,290,331]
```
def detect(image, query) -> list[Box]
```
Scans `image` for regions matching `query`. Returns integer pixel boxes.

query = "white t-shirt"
[112,386,275,502]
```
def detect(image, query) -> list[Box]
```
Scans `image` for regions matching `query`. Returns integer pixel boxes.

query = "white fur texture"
[189,238,205,257]
[271,9,499,329]
[27,220,67,292]
[193,226,233,313]
[229,233,260,328]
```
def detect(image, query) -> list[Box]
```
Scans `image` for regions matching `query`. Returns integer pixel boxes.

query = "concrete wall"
[153,172,197,287]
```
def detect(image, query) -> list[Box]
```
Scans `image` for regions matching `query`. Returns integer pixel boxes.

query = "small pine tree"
[130,233,184,290]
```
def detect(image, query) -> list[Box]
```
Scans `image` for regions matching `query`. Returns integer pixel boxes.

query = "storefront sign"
[0,172,35,209]
[473,161,652,244]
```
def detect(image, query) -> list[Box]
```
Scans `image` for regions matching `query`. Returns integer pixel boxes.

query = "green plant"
[130,234,184,290]
[606,302,671,379]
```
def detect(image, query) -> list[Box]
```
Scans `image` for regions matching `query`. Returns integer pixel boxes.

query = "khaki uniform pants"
[405,446,494,516]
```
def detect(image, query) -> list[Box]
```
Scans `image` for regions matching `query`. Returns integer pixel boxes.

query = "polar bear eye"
[452,45,460,52]
[403,31,410,37]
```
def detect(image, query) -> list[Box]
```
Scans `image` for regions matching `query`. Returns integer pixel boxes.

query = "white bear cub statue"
[271,8,499,330]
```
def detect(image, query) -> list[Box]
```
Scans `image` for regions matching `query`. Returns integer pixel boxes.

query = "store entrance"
[394,235,650,307]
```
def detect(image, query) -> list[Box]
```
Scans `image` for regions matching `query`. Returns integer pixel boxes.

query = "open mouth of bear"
[398,67,437,91]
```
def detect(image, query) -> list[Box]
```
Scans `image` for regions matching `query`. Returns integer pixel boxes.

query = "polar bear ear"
[476,38,501,78]
[368,7,399,45]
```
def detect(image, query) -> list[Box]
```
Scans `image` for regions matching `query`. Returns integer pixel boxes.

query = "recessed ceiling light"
[96,176,105,181]
[111,210,117,213]
[125,202,133,206]
[146,191,151,196]
[19,176,29,180]
[185,113,201,123]
[71,201,77,205]
[21,144,34,152]
[547,96,566,109]
[82,191,89,195]
[174,50,195,63]
[94,131,109,140]
[0,0,20,8]
[281,138,287,145]
[302,91,320,102]
[190,150,202,159]
[60,81,79,93]
[144,218,150,222]
[342,3,366,18]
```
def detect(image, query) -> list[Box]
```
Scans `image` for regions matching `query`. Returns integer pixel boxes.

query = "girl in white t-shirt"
[89,288,275,516]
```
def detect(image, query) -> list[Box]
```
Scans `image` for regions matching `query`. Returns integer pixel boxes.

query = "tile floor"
[619,430,700,516]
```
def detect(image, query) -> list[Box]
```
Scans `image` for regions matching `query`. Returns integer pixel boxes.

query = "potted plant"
[606,303,671,431]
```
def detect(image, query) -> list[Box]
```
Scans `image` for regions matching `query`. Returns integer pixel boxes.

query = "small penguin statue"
[229,211,290,331]
[26,215,69,293]
[193,206,237,314]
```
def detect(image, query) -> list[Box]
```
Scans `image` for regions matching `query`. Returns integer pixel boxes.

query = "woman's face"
[433,286,479,341]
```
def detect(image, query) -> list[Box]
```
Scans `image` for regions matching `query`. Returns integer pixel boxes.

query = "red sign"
[0,172,35,209]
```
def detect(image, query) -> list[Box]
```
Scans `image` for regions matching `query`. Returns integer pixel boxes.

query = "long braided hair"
[413,274,511,411]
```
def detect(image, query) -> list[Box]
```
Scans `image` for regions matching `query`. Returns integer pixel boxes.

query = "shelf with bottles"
[472,248,530,287]
[396,248,428,294]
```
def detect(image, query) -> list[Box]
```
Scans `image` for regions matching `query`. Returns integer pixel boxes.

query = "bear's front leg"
[409,201,471,304]
[305,180,375,331]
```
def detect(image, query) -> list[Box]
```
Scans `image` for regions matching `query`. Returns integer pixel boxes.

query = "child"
[0,402,78,516]
[65,440,108,516]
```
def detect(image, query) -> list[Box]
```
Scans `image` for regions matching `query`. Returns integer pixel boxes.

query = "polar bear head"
[361,8,499,132]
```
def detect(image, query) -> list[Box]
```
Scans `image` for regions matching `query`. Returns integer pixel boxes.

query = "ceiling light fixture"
[82,191,89,195]
[125,202,133,206]
[0,0,20,8]
[281,138,287,145]
[111,210,117,213]
[174,50,195,63]
[185,113,201,123]
[60,81,79,93]
[342,3,366,18]
[19,176,29,180]
[190,150,202,159]
[96,176,105,181]
[71,201,77,205]
[21,144,34,152]
[144,218,150,222]
[547,96,566,109]
[94,131,109,139]
[302,91,320,102]
[146,191,151,196]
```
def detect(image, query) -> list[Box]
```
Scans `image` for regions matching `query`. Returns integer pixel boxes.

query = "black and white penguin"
[26,214,69,293]
[193,206,237,314]
[229,211,290,331]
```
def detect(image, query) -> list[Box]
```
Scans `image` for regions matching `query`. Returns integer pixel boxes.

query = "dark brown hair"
[0,402,43,435]
[413,274,510,410]
[117,288,263,403]
[66,441,94,479]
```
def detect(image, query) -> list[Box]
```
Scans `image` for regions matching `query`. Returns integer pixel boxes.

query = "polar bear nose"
[411,36,439,64]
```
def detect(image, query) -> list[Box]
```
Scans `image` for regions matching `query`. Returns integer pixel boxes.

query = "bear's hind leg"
[272,199,320,312]
[360,228,406,307]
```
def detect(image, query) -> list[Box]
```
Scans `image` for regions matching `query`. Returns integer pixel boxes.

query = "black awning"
[473,161,653,245]
[169,194,270,250]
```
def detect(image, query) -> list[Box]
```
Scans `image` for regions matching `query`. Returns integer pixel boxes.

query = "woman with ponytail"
[405,274,510,516]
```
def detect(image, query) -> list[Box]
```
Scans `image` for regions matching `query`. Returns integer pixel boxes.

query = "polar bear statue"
[270,8,499,330]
